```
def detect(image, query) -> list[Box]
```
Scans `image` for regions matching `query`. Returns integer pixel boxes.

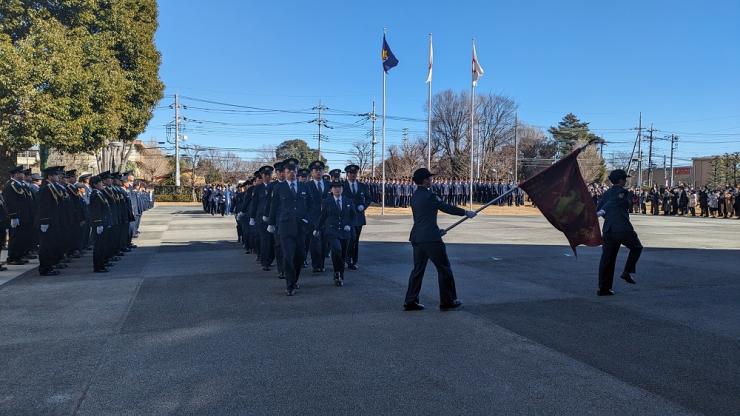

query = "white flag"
[472,42,484,87]
[426,34,433,84]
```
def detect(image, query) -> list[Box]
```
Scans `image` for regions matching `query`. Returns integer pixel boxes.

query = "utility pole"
[370,101,377,177]
[402,128,409,145]
[646,123,656,186]
[669,134,678,187]
[312,100,328,160]
[513,112,518,183]
[174,93,181,187]
[662,154,667,187]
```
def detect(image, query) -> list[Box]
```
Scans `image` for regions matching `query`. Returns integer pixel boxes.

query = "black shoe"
[440,300,463,311]
[54,263,68,269]
[6,259,26,266]
[111,256,121,262]
[403,302,425,311]
[262,267,271,272]
[39,269,60,276]
[348,264,358,271]
[620,273,636,284]
[24,254,38,260]
[121,248,131,253]
[278,273,285,280]
[94,267,109,273]
[129,244,137,249]
[312,268,322,274]
[0,266,7,271]
[597,289,615,296]
[294,283,300,290]
[286,289,296,296]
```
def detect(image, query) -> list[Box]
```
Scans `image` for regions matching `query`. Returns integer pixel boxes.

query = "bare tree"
[347,141,372,174]
[136,140,171,182]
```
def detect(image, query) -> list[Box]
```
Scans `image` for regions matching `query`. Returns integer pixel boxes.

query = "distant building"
[640,166,692,188]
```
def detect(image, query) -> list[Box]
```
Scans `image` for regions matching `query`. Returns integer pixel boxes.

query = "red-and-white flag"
[426,34,433,84]
[472,42,484,87]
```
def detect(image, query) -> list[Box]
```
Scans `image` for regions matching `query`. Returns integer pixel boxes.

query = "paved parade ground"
[1,205,739,415]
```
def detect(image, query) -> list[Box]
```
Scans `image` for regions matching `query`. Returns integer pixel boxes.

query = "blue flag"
[381,35,399,73]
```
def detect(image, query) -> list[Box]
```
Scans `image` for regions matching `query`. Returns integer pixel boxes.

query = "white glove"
[465,210,477,218]
[313,230,320,237]
[597,209,606,217]
[301,218,308,224]
[357,205,365,212]
[10,218,19,228]
[262,216,269,222]
[343,225,351,232]
[267,225,275,234]
[249,218,255,226]
[96,226,104,235]
[236,212,244,220]
[40,224,49,233]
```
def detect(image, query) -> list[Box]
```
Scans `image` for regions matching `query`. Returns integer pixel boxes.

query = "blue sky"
[143,0,740,170]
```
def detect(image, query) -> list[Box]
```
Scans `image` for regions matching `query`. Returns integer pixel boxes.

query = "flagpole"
[381,30,387,216]
[469,38,475,208]
[427,33,432,168]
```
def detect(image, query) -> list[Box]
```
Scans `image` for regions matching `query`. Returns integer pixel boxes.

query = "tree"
[274,139,325,167]
[136,140,170,182]
[0,1,163,176]
[347,141,371,174]
[548,113,606,182]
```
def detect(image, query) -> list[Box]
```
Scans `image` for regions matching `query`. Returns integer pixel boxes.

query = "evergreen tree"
[548,113,606,182]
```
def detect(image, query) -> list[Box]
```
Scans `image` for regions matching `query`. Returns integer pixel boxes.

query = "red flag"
[519,146,602,254]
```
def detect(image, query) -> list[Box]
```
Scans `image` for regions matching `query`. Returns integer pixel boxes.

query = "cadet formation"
[230,159,368,296]
[0,166,153,275]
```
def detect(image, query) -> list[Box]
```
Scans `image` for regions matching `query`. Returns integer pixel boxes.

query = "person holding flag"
[403,168,476,311]
[596,169,642,296]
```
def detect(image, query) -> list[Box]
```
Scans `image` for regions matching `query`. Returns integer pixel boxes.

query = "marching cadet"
[245,171,262,256]
[343,164,368,271]
[315,181,355,287]
[596,169,642,296]
[307,160,331,273]
[89,175,111,273]
[267,159,313,296]
[329,169,342,182]
[403,168,476,311]
[100,172,121,263]
[38,166,65,276]
[265,161,286,279]
[3,166,33,265]
[251,165,275,271]
[78,173,93,250]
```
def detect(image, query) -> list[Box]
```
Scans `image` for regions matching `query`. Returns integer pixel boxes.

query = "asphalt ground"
[1,206,738,415]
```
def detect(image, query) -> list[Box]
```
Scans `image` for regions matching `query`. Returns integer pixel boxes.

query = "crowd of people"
[209,160,368,295]
[364,178,525,207]
[589,183,740,219]
[201,183,236,216]
[0,167,153,275]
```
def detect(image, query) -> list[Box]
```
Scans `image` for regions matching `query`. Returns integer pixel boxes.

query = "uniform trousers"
[309,227,326,270]
[598,230,643,290]
[404,241,458,306]
[346,225,362,266]
[279,227,306,291]
[93,229,107,270]
[328,236,348,274]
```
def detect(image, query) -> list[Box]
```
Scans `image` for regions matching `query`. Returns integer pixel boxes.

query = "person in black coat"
[267,159,314,296]
[37,166,65,276]
[315,181,356,286]
[89,175,112,273]
[343,164,368,270]
[307,161,331,273]
[250,166,274,271]
[596,169,642,296]
[403,168,476,311]
[3,165,33,265]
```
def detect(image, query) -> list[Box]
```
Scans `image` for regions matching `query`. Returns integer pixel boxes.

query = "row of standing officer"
[233,159,368,295]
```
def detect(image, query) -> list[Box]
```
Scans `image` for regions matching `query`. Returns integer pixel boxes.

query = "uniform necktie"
[290,182,296,195]
[336,198,341,212]
[319,181,323,193]
[352,182,356,194]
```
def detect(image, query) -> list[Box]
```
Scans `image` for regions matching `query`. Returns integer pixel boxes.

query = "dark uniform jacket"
[249,183,268,221]
[597,184,634,234]
[89,189,111,227]
[268,180,313,237]
[409,186,466,243]
[317,196,356,239]
[38,182,62,230]
[343,180,368,226]
[3,179,32,223]
[308,179,331,224]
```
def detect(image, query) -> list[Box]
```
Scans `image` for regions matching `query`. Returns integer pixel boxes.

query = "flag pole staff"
[444,186,520,233]
[381,28,387,215]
